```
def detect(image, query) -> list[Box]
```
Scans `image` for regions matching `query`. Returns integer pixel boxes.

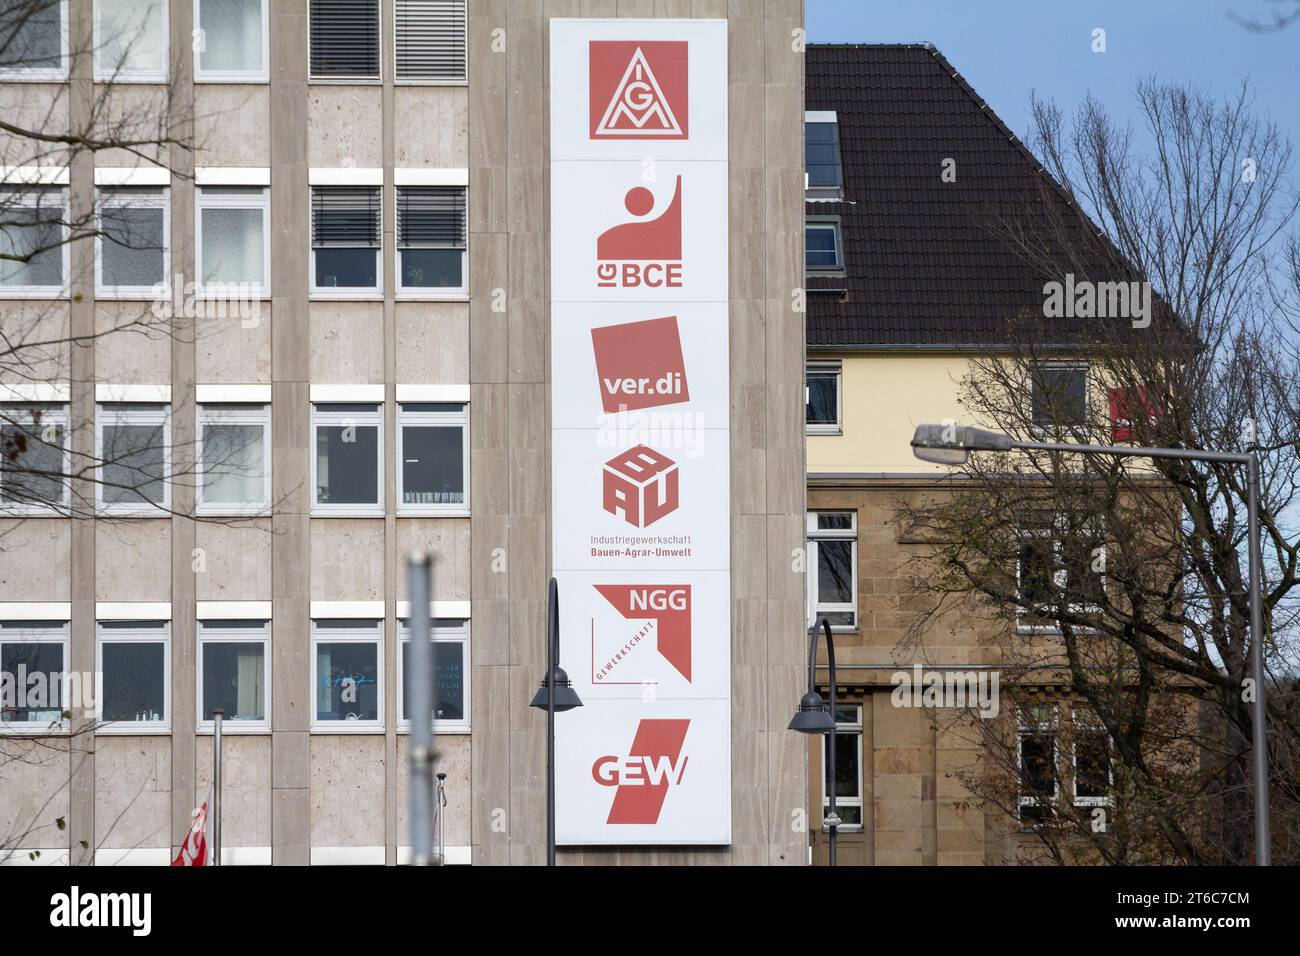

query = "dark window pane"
[1020,733,1055,797]
[817,539,853,605]
[1,416,64,505]
[806,225,839,268]
[824,731,859,799]
[101,203,165,287]
[400,248,463,288]
[401,424,464,505]
[101,421,166,504]
[804,122,842,188]
[1018,540,1056,606]
[0,640,64,722]
[314,641,379,722]
[401,640,464,722]
[816,512,852,531]
[806,370,838,425]
[309,0,379,77]
[201,641,264,720]
[315,424,379,504]
[101,642,165,722]
[0,201,63,286]
[314,248,377,289]
[0,0,62,70]
[1076,731,1111,799]
[1032,366,1087,426]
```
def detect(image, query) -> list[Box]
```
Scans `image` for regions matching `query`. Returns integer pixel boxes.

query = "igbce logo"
[591,315,689,413]
[594,584,692,682]
[592,718,690,824]
[589,41,688,139]
[596,176,683,289]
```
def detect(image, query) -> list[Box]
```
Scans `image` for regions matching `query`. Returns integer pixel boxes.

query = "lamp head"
[910,423,1013,465]
[529,665,583,712]
[788,690,835,734]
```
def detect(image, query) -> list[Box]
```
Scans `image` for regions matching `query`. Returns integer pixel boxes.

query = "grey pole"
[821,618,839,867]
[407,552,435,865]
[211,708,223,867]
[547,576,558,867]
[1246,453,1271,865]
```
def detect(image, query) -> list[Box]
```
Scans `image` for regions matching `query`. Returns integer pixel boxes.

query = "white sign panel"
[550,18,730,846]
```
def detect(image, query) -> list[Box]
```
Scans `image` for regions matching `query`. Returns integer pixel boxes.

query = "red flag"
[1108,386,1159,442]
[171,788,212,866]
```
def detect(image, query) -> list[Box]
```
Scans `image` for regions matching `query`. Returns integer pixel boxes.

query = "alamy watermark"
[890,664,1000,718]
[1043,274,1151,329]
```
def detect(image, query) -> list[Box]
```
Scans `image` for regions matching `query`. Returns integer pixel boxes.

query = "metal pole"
[436,772,447,866]
[408,552,434,865]
[547,576,558,867]
[822,617,838,868]
[1247,453,1271,865]
[211,708,223,867]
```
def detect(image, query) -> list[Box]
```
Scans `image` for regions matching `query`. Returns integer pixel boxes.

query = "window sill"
[0,506,69,518]
[310,725,385,734]
[0,70,69,83]
[0,724,70,736]
[93,75,169,85]
[196,506,271,519]
[396,507,470,519]
[394,292,470,302]
[805,426,842,437]
[393,79,469,87]
[96,724,170,736]
[95,289,170,301]
[396,726,471,736]
[311,509,386,519]
[97,508,171,519]
[197,725,270,735]
[309,292,384,302]
[0,289,67,300]
[195,75,270,85]
[308,77,383,85]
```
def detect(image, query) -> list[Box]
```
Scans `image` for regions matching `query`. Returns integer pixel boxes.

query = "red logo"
[592,718,690,824]
[603,444,679,528]
[593,584,692,682]
[596,176,683,289]
[591,316,689,414]
[589,41,688,139]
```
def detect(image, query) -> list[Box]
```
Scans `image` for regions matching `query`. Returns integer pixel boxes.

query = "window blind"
[311,187,382,247]
[395,0,466,80]
[309,0,380,78]
[396,186,466,248]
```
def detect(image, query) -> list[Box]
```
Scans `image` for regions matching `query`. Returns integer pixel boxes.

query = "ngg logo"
[592,718,690,824]
[594,584,692,682]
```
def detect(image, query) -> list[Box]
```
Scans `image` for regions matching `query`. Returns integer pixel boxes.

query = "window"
[805,219,842,271]
[96,620,168,732]
[311,186,382,293]
[1031,364,1088,430]
[397,402,466,513]
[312,403,383,514]
[0,621,68,730]
[0,402,68,512]
[1018,704,1058,825]
[394,0,466,82]
[821,704,863,829]
[0,0,67,79]
[1072,708,1113,807]
[805,116,842,198]
[1016,513,1106,621]
[309,0,379,79]
[807,511,857,629]
[94,0,167,82]
[198,619,269,730]
[398,618,468,732]
[97,403,170,514]
[311,619,382,729]
[195,0,268,81]
[197,403,270,514]
[96,188,169,296]
[805,363,840,434]
[0,187,66,295]
[396,186,466,294]
[196,186,270,297]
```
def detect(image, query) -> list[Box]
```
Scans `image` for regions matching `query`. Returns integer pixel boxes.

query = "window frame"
[194,185,271,299]
[0,186,69,298]
[310,618,384,732]
[805,218,843,273]
[95,620,170,734]
[308,0,382,83]
[93,0,170,83]
[0,401,70,515]
[806,510,858,631]
[197,619,271,733]
[0,0,69,81]
[394,185,468,298]
[196,402,272,516]
[95,402,172,516]
[192,0,270,83]
[310,184,384,298]
[1030,362,1090,434]
[1017,703,1059,826]
[397,617,469,734]
[396,401,468,516]
[1071,708,1115,808]
[820,703,864,832]
[311,402,385,517]
[94,186,171,299]
[805,361,842,435]
[804,115,843,200]
[0,620,70,734]
[1015,513,1107,628]
[393,0,467,85]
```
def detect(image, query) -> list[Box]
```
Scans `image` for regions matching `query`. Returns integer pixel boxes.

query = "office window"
[1072,708,1113,807]
[1018,704,1058,824]
[821,704,863,828]
[96,403,170,514]
[0,187,66,294]
[398,618,468,732]
[807,511,857,629]
[94,0,167,81]
[197,403,270,514]
[805,363,840,434]
[195,0,267,80]
[1016,513,1106,619]
[1031,364,1088,429]
[805,118,843,196]
[394,0,466,81]
[311,186,382,293]
[397,402,466,513]
[806,220,842,271]
[97,620,168,731]
[196,186,269,296]
[96,188,169,296]
[0,0,66,78]
[312,403,382,514]
[309,0,379,79]
[0,621,67,729]
[311,619,381,728]
[0,402,68,512]
[396,186,466,293]
[198,620,269,729]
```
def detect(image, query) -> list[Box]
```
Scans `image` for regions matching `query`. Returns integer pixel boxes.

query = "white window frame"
[310,619,384,732]
[192,0,269,83]
[196,402,271,516]
[308,0,382,83]
[1030,362,1090,434]
[0,402,70,515]
[392,0,467,86]
[93,0,169,83]
[310,185,383,298]
[197,619,271,733]
[1015,514,1106,629]
[1071,708,1114,808]
[394,186,468,299]
[94,187,170,299]
[95,402,171,516]
[311,402,384,517]
[805,361,842,436]
[805,218,843,272]
[0,187,69,299]
[1017,704,1059,825]
[95,620,170,734]
[0,0,69,80]
[194,185,271,299]
[821,703,863,832]
[397,618,469,734]
[0,621,70,734]
[806,510,858,631]
[396,401,468,516]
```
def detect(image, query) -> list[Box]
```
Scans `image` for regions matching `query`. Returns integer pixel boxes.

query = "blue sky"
[806,0,1299,150]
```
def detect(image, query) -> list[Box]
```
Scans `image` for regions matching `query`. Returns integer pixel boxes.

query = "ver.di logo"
[591,315,690,414]
[589,41,689,139]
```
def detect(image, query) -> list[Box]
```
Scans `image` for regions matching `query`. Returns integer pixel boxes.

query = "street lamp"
[789,616,839,866]
[911,422,1272,866]
[529,577,582,866]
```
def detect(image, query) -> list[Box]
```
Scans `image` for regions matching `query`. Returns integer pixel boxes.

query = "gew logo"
[592,718,690,824]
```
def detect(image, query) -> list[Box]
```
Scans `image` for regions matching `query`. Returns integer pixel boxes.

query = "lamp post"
[407,552,436,865]
[911,423,1271,866]
[529,577,582,866]
[789,616,839,866]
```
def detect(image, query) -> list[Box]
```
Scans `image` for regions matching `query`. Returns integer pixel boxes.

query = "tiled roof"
[806,44,1131,349]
